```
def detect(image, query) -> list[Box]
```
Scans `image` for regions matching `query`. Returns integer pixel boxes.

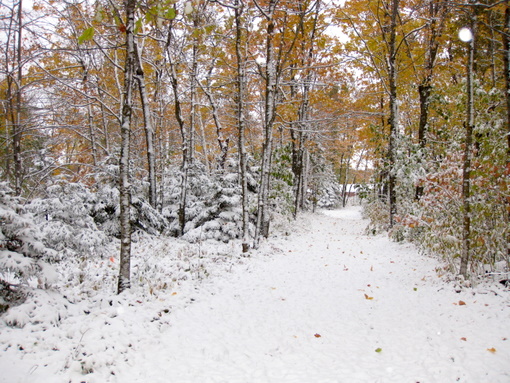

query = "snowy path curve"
[116,206,510,383]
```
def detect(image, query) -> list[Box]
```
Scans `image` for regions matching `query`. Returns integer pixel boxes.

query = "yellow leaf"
[364,293,374,300]
[487,347,496,353]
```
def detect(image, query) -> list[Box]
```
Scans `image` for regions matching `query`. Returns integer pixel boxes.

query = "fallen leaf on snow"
[370,265,374,271]
[459,300,466,306]
[364,294,374,300]
[375,347,382,353]
[314,333,321,338]
[460,337,467,341]
[487,347,496,353]
[171,292,177,296]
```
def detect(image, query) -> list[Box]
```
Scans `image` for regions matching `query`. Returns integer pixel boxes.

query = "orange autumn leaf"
[459,300,466,306]
[460,337,467,341]
[364,293,374,300]
[314,333,321,338]
[487,347,496,353]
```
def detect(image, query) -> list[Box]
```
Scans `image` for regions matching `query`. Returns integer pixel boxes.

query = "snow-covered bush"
[92,156,168,237]
[27,181,110,258]
[0,183,59,318]
[163,160,256,242]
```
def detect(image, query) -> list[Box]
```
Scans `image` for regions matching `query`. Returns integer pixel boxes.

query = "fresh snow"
[1,206,509,382]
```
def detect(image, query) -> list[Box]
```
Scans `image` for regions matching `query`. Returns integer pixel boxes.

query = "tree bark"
[165,23,189,235]
[234,0,250,253]
[387,0,399,228]
[117,0,137,294]
[134,44,157,208]
[416,0,445,201]
[6,0,24,195]
[502,4,510,263]
[254,0,279,247]
[460,14,476,278]
[200,70,229,170]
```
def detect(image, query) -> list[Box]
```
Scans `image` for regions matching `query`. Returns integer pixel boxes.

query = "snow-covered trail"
[114,206,510,383]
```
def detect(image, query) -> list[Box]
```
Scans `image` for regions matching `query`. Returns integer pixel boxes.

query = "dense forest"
[1,0,509,305]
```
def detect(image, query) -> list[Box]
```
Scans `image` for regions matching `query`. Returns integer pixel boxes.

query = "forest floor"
[1,206,509,383]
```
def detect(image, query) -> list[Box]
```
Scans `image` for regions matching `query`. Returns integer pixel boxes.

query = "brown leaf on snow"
[314,333,321,338]
[364,293,374,300]
[487,347,497,353]
[460,337,467,341]
[459,300,466,306]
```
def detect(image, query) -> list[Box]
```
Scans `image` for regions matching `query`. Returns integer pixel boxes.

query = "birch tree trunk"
[5,0,25,195]
[234,0,250,253]
[117,0,137,294]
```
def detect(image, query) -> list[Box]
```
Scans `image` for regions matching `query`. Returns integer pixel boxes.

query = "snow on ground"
[1,206,509,382]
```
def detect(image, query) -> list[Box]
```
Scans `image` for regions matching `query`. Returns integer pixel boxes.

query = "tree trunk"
[134,44,157,208]
[387,0,400,228]
[6,0,24,195]
[342,154,351,208]
[235,0,250,253]
[117,0,137,294]
[503,4,510,262]
[165,25,189,235]
[415,0,445,201]
[460,14,476,278]
[254,0,279,247]
[200,71,229,170]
